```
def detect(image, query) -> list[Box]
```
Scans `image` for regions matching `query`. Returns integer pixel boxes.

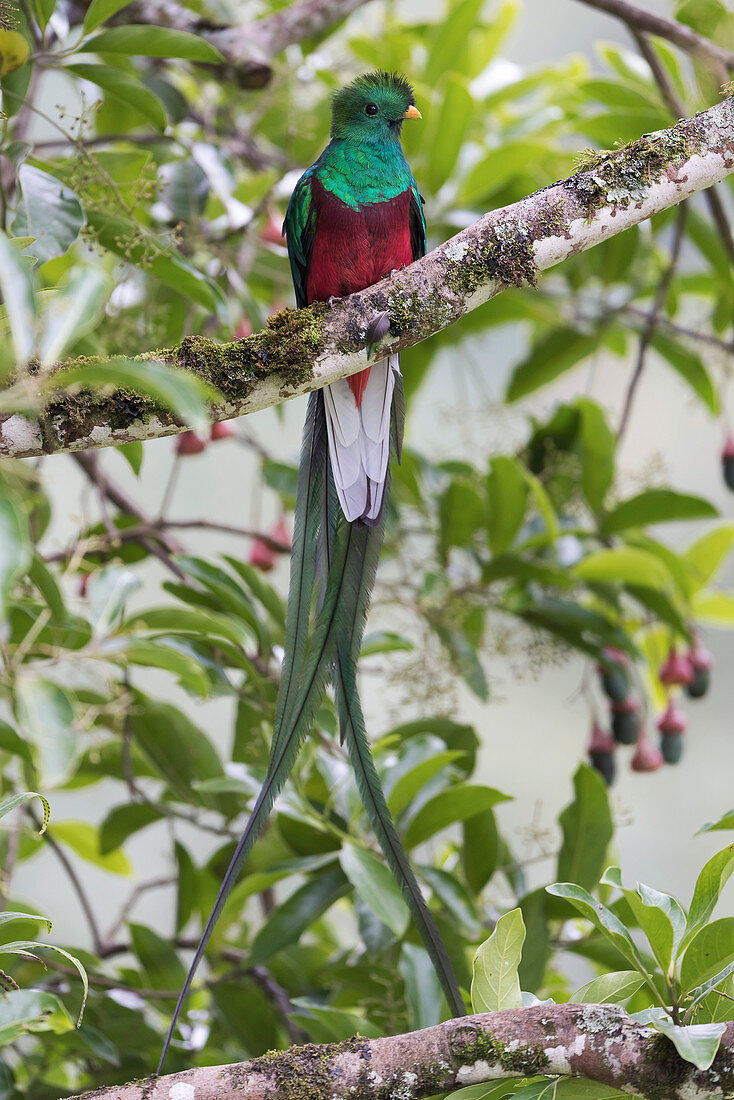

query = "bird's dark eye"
[365,103,378,116]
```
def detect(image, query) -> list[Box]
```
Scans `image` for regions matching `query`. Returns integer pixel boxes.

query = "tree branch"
[133,0,376,87]
[573,0,734,78]
[68,1004,734,1100]
[3,97,734,462]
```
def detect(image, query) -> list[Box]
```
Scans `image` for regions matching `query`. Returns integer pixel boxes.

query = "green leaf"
[644,1014,726,1071]
[404,785,510,848]
[686,959,734,1013]
[681,919,734,995]
[684,524,734,593]
[0,230,37,365]
[387,750,465,818]
[0,944,87,1023]
[66,63,167,131]
[557,765,613,892]
[45,359,219,434]
[116,440,144,476]
[339,845,410,937]
[545,882,647,974]
[0,495,31,616]
[120,639,211,697]
[573,970,646,1004]
[249,864,349,964]
[10,166,84,265]
[425,0,484,83]
[698,810,734,834]
[80,25,223,62]
[399,941,444,1029]
[38,265,110,367]
[575,546,672,591]
[425,75,473,192]
[651,333,719,413]
[693,589,734,625]
[683,844,734,950]
[99,803,162,855]
[0,989,73,1043]
[471,909,525,1012]
[635,882,686,970]
[506,330,598,403]
[486,456,528,555]
[129,695,228,810]
[84,209,226,314]
[83,0,134,33]
[577,398,615,513]
[31,0,56,31]
[15,677,77,786]
[29,553,65,621]
[129,923,186,989]
[601,489,718,536]
[0,791,49,831]
[439,479,486,560]
[50,821,131,875]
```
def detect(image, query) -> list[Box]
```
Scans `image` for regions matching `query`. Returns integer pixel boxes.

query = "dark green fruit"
[590,750,616,785]
[611,699,640,745]
[661,732,684,764]
[600,666,630,703]
[685,665,710,699]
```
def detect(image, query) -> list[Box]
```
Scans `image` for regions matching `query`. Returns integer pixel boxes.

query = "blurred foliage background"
[1,0,734,1095]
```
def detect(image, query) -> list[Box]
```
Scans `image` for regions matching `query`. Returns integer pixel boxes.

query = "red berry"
[659,646,693,687]
[249,539,276,572]
[722,433,734,491]
[210,420,238,441]
[657,700,687,736]
[631,736,664,773]
[248,518,291,572]
[261,212,285,245]
[176,430,207,456]
[269,517,291,552]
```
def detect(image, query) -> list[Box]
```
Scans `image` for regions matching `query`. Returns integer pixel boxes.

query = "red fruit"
[261,212,285,245]
[210,420,238,441]
[659,646,693,687]
[176,430,207,456]
[248,518,291,572]
[78,572,91,597]
[234,317,253,340]
[631,736,664,773]
[269,517,290,551]
[249,539,276,572]
[657,700,687,736]
[688,641,713,672]
[602,646,630,668]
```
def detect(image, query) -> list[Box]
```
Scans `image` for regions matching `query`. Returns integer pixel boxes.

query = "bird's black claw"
[365,310,390,359]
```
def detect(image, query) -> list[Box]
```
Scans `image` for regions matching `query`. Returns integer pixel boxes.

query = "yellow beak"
[403,104,422,120]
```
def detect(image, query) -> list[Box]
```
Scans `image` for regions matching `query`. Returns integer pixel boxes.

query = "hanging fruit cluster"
[587,638,713,785]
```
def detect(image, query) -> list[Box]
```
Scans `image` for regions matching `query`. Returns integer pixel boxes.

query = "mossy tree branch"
[3,97,734,462]
[70,1005,734,1100]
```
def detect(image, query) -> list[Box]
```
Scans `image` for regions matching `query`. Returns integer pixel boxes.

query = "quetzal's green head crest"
[331,71,421,144]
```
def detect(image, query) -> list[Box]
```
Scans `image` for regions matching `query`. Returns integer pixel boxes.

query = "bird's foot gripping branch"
[1,96,733,461]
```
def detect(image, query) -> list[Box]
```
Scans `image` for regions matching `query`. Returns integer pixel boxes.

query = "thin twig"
[30,809,107,956]
[618,202,688,440]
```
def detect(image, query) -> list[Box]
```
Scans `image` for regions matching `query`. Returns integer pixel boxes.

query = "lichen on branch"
[68,1005,734,1100]
[2,96,733,461]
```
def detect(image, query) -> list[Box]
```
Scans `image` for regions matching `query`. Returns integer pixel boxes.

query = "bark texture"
[68,1005,734,1100]
[3,97,734,461]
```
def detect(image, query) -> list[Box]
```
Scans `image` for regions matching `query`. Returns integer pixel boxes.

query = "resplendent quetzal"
[159,71,463,1072]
